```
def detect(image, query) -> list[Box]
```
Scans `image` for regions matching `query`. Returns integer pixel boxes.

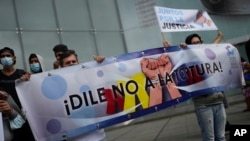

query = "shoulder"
[15,69,26,75]
[12,69,27,78]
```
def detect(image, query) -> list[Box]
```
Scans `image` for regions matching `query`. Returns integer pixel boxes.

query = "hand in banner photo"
[194,10,212,27]
[157,54,182,99]
[140,58,162,106]
[140,54,182,107]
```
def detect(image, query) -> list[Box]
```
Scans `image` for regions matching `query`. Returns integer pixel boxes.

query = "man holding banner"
[58,49,106,141]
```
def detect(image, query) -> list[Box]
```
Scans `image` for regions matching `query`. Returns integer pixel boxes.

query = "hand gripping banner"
[16,44,243,141]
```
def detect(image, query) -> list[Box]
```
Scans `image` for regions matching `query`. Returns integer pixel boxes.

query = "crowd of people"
[0,45,106,141]
[0,32,249,141]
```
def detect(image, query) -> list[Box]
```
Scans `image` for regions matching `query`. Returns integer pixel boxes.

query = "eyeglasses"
[191,41,203,44]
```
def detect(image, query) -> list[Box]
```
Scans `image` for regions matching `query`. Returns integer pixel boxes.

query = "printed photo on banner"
[154,6,218,32]
[15,44,242,141]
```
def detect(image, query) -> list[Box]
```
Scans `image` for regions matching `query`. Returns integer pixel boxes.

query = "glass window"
[0,0,17,30]
[95,32,125,56]
[55,0,92,30]
[89,0,120,30]
[15,0,57,30]
[21,31,60,71]
[124,27,162,53]
[60,32,97,63]
[117,0,156,30]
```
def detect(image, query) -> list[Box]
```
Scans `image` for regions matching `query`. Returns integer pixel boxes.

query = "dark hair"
[185,33,202,44]
[59,49,78,67]
[53,44,68,53]
[29,53,37,62]
[196,10,203,19]
[0,47,15,56]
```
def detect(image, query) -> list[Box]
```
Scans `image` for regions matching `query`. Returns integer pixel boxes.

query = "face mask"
[1,57,13,67]
[30,63,41,73]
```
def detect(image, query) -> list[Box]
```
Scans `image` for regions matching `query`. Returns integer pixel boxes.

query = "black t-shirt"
[0,69,26,108]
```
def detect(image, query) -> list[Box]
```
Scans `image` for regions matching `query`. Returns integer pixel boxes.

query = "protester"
[0,47,35,141]
[241,57,250,112]
[163,30,223,47]
[53,44,68,69]
[181,32,226,141]
[182,31,223,46]
[194,10,212,27]
[59,49,106,141]
[28,53,45,74]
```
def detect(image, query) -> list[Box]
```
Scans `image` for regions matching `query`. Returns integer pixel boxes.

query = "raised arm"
[212,31,224,44]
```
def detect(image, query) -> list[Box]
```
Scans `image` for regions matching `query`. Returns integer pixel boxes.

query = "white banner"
[154,6,218,32]
[16,44,242,141]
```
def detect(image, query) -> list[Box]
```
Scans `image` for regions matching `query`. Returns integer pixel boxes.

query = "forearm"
[213,36,223,44]
[8,109,18,120]
[212,31,224,44]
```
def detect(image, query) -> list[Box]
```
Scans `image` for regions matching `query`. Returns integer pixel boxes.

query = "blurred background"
[0,0,249,71]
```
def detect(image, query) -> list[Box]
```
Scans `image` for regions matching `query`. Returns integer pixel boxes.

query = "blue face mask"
[30,63,41,73]
[1,57,13,67]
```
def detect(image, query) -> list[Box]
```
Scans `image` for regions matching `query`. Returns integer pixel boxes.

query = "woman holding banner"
[180,31,227,141]
[59,49,106,141]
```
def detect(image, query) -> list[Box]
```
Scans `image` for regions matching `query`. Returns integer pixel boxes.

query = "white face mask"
[1,57,13,67]
[30,63,41,73]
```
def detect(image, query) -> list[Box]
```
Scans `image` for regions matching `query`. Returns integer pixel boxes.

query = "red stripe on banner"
[104,88,124,114]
